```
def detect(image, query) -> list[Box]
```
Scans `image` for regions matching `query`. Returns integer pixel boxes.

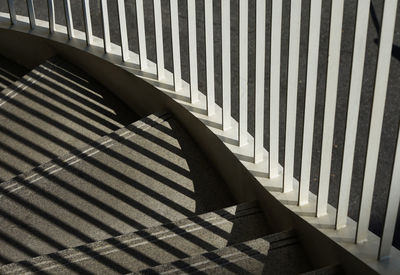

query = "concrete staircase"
[0,56,339,274]
[0,56,138,182]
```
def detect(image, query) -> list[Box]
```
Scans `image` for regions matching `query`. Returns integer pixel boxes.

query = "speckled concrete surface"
[0,56,138,182]
[137,230,311,275]
[0,202,268,274]
[0,114,235,264]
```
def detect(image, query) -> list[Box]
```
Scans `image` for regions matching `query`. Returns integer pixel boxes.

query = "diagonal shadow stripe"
[4,83,109,137]
[21,75,122,131]
[35,66,122,118]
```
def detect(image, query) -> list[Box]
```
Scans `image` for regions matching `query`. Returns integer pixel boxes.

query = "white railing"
[2,0,400,269]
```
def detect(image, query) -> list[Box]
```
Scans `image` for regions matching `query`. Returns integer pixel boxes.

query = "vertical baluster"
[7,0,17,25]
[47,0,56,33]
[283,0,302,193]
[117,0,129,61]
[26,0,36,29]
[269,0,282,178]
[136,0,148,70]
[239,0,248,145]
[64,0,74,39]
[221,0,231,130]
[205,0,215,116]
[82,0,93,45]
[101,0,111,53]
[254,0,266,163]
[379,123,400,259]
[336,0,371,230]
[356,0,398,244]
[298,0,322,205]
[154,0,165,80]
[188,0,198,103]
[170,0,182,91]
[316,0,344,216]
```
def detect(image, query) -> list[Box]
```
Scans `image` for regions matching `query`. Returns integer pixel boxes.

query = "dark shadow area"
[168,119,235,213]
[45,59,139,124]
[0,55,28,90]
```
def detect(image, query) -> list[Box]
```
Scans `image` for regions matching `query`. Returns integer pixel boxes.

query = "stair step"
[0,56,138,182]
[0,113,235,264]
[0,55,28,90]
[0,113,165,264]
[0,201,269,274]
[136,230,311,274]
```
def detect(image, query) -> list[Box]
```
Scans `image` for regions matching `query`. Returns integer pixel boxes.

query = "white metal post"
[101,0,111,53]
[136,0,148,70]
[47,0,56,33]
[64,0,74,39]
[154,0,165,80]
[82,0,93,45]
[239,0,248,146]
[254,0,266,163]
[269,0,282,178]
[283,0,302,193]
[299,0,322,205]
[7,0,17,25]
[117,0,129,62]
[188,0,198,103]
[356,0,398,244]
[336,0,371,230]
[170,0,182,91]
[221,0,231,131]
[26,0,36,29]
[379,123,400,259]
[205,0,215,116]
[316,0,344,217]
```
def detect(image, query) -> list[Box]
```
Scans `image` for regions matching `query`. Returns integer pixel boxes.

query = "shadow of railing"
[0,111,273,273]
[0,57,139,181]
[0,113,276,273]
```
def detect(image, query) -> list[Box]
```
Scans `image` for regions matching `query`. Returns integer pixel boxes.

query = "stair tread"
[0,56,139,182]
[0,201,268,274]
[136,230,311,275]
[0,112,235,264]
